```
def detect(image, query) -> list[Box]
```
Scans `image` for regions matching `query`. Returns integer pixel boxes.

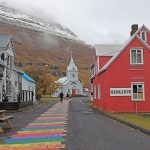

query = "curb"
[88,103,150,136]
[99,111,150,135]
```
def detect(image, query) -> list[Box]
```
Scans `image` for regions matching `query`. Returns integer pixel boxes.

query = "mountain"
[0,4,94,87]
[0,4,79,41]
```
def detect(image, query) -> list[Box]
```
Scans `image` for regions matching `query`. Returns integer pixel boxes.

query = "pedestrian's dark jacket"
[66,93,69,97]
[60,92,64,98]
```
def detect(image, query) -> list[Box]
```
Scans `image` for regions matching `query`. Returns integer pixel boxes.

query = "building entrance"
[72,89,76,96]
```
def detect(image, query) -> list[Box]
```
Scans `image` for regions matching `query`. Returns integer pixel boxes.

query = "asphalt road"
[66,97,150,150]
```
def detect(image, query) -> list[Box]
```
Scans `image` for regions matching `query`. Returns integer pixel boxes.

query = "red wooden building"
[90,24,150,112]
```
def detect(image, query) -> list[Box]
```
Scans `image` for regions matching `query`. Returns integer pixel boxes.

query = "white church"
[53,55,83,97]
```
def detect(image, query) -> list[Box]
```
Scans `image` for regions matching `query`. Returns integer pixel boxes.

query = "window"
[131,83,144,101]
[71,82,76,85]
[10,56,13,70]
[90,66,95,77]
[15,81,17,86]
[0,53,4,61]
[140,31,147,42]
[130,49,143,65]
[6,54,13,69]
[6,80,12,95]
[98,84,101,100]
[7,55,10,67]
[94,86,96,99]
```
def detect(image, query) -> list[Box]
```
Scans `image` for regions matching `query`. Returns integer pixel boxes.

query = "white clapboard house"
[0,35,36,110]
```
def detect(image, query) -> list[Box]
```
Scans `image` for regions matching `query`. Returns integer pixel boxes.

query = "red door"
[72,89,76,96]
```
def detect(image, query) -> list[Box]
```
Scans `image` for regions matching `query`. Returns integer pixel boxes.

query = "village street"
[0,97,150,149]
[1,1,150,150]
[66,97,150,150]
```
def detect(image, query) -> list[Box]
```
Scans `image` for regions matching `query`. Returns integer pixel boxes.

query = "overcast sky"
[0,0,150,45]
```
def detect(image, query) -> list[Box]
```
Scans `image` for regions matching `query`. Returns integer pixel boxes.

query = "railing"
[18,90,34,103]
[0,90,34,110]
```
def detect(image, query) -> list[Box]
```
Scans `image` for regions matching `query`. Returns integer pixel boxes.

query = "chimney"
[130,24,138,36]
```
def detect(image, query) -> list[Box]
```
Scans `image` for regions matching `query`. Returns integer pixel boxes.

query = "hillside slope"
[0,5,95,87]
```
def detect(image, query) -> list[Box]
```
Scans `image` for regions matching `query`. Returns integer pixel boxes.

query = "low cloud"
[0,0,150,44]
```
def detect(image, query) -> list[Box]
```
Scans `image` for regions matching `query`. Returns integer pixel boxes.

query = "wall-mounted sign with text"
[110,88,131,96]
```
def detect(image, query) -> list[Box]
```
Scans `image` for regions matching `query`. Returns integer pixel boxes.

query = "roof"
[95,45,121,56]
[98,25,150,74]
[64,80,82,86]
[0,35,11,48]
[90,63,95,69]
[19,70,36,83]
[13,66,22,74]
[67,55,78,71]
[57,77,67,84]
[141,24,150,33]
[84,88,89,92]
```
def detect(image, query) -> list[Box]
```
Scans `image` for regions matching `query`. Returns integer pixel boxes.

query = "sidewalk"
[0,100,69,150]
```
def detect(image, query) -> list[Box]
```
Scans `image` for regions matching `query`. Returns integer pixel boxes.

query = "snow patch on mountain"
[0,4,81,42]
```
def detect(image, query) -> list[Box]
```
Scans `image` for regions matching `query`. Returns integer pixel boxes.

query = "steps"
[0,102,19,110]
[0,102,33,110]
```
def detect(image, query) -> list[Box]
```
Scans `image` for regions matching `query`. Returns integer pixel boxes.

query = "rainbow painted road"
[0,100,69,150]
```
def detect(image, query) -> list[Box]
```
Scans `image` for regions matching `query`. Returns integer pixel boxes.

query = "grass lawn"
[111,113,150,130]
[88,101,150,131]
[39,95,60,104]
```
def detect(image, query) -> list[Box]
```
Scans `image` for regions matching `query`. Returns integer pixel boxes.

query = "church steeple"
[67,54,78,71]
[70,54,74,64]
[66,54,78,81]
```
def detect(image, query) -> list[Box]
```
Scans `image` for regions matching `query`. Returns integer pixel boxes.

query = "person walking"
[59,92,64,103]
[66,93,69,100]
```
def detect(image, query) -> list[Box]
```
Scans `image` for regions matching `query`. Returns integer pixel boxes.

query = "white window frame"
[130,48,143,65]
[98,84,101,100]
[131,82,145,101]
[140,31,147,42]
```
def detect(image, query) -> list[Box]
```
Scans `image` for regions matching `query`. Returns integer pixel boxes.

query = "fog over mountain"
[0,4,80,42]
[0,3,94,70]
[0,0,150,44]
